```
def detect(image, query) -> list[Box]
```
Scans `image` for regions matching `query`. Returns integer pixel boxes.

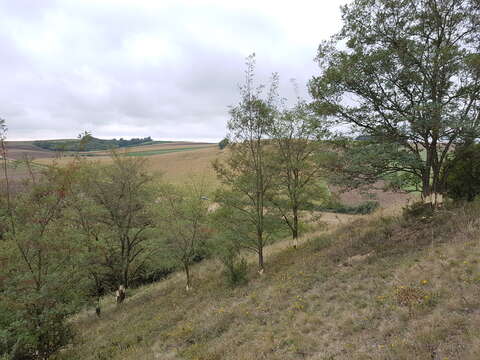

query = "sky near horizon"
[1,0,349,142]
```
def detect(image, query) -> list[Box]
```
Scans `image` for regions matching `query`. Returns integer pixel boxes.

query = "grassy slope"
[58,202,480,360]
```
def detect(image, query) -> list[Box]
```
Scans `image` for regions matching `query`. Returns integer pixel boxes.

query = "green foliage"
[218,137,229,150]
[316,197,380,215]
[213,54,279,272]
[269,99,331,241]
[310,0,480,198]
[224,257,248,287]
[34,136,153,152]
[70,155,158,289]
[328,139,423,192]
[212,189,285,266]
[311,234,332,252]
[207,217,249,287]
[0,163,88,359]
[445,143,480,201]
[155,179,211,290]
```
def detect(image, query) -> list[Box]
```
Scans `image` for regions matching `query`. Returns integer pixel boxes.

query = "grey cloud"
[0,0,346,141]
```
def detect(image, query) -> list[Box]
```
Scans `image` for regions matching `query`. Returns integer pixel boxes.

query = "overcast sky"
[1,0,348,142]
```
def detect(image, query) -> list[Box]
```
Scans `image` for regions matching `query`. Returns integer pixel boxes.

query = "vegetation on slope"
[34,136,155,152]
[58,200,480,360]
[118,146,214,157]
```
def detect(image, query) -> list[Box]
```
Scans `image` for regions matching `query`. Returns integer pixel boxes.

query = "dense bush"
[315,200,379,215]
[223,257,248,287]
[445,143,480,201]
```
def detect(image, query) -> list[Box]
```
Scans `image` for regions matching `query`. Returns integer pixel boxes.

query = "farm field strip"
[105,145,214,157]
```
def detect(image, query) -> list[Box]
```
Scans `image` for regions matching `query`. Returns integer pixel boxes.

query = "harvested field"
[4,141,56,160]
[35,146,226,184]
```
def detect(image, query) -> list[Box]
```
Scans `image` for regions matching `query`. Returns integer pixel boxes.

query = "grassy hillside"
[57,201,480,360]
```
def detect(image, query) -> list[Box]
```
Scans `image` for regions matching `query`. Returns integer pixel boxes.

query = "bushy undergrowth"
[223,257,248,287]
[314,199,380,215]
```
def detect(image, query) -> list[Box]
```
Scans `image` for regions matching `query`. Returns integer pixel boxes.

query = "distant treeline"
[34,136,153,152]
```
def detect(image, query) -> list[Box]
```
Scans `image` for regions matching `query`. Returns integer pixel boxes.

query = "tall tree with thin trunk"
[213,54,278,273]
[309,0,480,204]
[269,99,330,247]
[155,179,210,291]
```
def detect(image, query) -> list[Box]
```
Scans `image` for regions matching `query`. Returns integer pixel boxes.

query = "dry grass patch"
[35,146,225,183]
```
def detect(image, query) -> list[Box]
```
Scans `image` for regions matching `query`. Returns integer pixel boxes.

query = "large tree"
[309,0,480,203]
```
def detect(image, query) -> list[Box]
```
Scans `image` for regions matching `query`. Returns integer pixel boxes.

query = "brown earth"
[4,141,56,160]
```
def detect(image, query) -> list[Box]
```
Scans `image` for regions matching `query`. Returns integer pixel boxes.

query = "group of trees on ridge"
[1,0,480,358]
[34,135,153,153]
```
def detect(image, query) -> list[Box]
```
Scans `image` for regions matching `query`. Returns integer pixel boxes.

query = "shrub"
[218,138,229,150]
[402,201,434,220]
[354,201,380,214]
[220,252,248,287]
[445,143,480,201]
[0,301,75,360]
[315,199,379,215]
[223,257,248,287]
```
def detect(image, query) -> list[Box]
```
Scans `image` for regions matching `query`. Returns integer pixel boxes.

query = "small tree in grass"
[218,137,229,150]
[445,143,480,201]
[155,179,210,291]
[269,99,331,247]
[213,54,280,273]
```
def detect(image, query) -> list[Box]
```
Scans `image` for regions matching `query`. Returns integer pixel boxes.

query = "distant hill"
[33,136,156,152]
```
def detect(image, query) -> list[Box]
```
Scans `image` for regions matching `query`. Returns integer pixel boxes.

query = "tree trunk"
[292,206,299,249]
[184,263,191,291]
[122,262,129,288]
[258,244,264,274]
